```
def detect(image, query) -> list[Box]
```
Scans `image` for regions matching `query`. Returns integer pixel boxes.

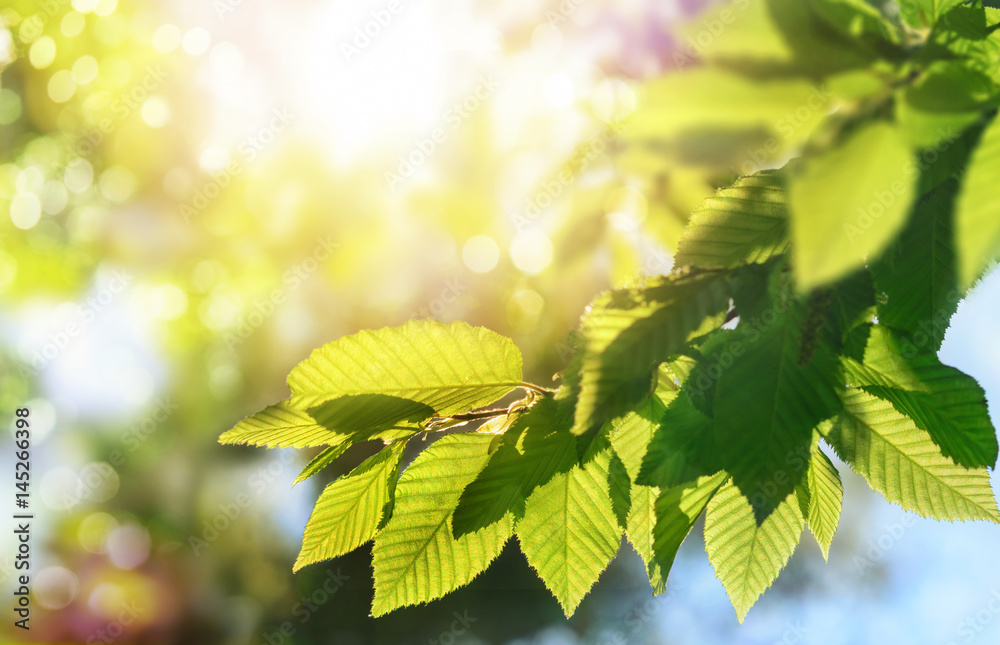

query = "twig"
[520,381,556,395]
[432,407,509,423]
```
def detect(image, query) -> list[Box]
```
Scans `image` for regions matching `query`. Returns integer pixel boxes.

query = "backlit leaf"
[789,121,915,290]
[293,444,351,487]
[797,442,843,560]
[287,319,523,414]
[825,389,1000,522]
[573,273,731,434]
[955,113,1000,288]
[674,172,790,269]
[704,480,805,621]
[294,441,406,572]
[653,472,728,591]
[371,434,512,616]
[517,449,623,616]
[220,401,350,449]
[452,397,578,538]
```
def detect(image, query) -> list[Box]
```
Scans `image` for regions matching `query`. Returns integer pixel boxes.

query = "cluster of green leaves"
[222,0,1000,622]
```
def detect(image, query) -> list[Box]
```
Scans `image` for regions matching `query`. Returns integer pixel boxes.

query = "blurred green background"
[2,0,1000,643]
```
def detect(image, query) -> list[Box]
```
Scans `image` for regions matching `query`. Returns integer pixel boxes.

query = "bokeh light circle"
[72,55,99,84]
[41,180,69,214]
[152,24,181,53]
[10,193,42,230]
[141,95,172,128]
[199,147,230,172]
[94,0,118,16]
[510,230,554,274]
[34,567,79,610]
[47,70,77,103]
[98,166,136,202]
[71,0,100,14]
[210,42,244,79]
[106,523,152,570]
[29,37,56,69]
[16,167,44,193]
[64,158,94,193]
[182,28,211,55]
[61,12,86,38]
[79,512,120,553]
[462,235,500,273]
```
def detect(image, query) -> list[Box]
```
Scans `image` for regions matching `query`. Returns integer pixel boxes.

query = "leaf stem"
[436,407,510,422]
[520,381,556,395]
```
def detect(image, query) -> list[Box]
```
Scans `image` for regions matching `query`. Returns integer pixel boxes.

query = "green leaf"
[871,179,961,350]
[704,480,805,622]
[658,358,695,394]
[896,62,992,149]
[926,5,1000,84]
[871,383,999,470]
[625,484,665,594]
[674,172,790,270]
[371,434,512,616]
[675,0,795,65]
[955,113,1000,288]
[607,395,672,593]
[905,63,994,116]
[608,453,632,530]
[638,394,719,489]
[304,395,435,443]
[713,297,841,521]
[679,0,880,76]
[573,273,731,434]
[917,118,990,196]
[517,449,623,616]
[576,419,615,465]
[627,69,829,144]
[825,389,1000,522]
[797,442,843,560]
[611,395,667,480]
[805,0,895,36]
[452,397,578,538]
[672,328,739,417]
[219,401,350,449]
[286,319,523,413]
[294,441,406,572]
[609,385,718,596]
[840,324,932,391]
[789,121,916,290]
[767,0,888,73]
[293,444,351,487]
[845,326,999,468]
[653,472,728,590]
[727,258,777,319]
[827,268,877,341]
[899,0,964,27]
